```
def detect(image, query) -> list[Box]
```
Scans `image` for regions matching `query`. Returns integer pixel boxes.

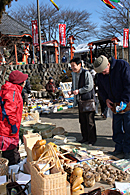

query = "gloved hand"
[116,101,127,112]
[11,124,18,134]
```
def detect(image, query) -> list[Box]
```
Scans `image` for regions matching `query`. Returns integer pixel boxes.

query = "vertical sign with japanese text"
[123,28,129,48]
[59,24,66,46]
[31,20,38,46]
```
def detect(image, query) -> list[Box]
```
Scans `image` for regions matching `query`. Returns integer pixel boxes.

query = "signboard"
[60,82,73,98]
[123,28,129,48]
[59,24,66,46]
[31,20,38,46]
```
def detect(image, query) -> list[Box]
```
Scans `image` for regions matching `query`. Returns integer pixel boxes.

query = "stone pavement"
[40,107,115,153]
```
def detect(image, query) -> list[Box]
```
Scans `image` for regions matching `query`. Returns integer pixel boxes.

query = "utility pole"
[37,0,43,64]
[127,8,130,63]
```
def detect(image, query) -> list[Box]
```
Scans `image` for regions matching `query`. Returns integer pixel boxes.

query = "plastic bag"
[107,108,113,119]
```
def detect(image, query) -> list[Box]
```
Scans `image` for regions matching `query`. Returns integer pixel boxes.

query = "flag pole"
[37,0,43,64]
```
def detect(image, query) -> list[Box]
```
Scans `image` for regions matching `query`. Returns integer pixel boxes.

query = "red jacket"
[0,81,23,138]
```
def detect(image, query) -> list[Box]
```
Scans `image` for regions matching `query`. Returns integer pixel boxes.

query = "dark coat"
[97,57,130,104]
[22,80,31,94]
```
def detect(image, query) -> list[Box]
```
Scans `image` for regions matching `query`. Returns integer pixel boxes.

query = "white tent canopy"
[74,43,89,53]
[74,36,123,55]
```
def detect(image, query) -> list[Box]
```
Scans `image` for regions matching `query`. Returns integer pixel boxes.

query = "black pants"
[2,145,20,166]
[98,94,108,117]
[23,92,29,106]
[79,111,97,144]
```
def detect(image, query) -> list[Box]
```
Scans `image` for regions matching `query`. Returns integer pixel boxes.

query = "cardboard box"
[23,132,42,152]
[26,147,33,162]
[0,182,8,195]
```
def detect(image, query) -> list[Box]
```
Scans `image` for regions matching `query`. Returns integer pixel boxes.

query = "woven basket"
[31,144,67,195]
[0,158,9,176]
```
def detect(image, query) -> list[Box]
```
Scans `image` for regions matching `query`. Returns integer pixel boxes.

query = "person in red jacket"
[0,70,28,165]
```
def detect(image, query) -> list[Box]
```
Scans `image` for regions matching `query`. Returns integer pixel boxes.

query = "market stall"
[0,120,130,195]
[0,92,130,195]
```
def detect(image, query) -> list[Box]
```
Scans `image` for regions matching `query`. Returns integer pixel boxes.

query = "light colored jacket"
[71,68,94,106]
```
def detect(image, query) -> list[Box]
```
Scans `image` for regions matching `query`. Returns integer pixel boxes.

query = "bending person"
[94,55,130,159]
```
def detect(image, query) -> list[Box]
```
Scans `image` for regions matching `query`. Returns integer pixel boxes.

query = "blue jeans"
[113,110,130,153]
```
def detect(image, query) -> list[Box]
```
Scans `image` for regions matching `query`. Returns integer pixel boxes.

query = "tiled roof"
[0,12,31,36]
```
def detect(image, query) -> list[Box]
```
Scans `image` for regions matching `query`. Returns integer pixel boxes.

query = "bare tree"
[58,9,96,44]
[0,0,17,20]
[98,0,130,38]
[40,4,59,41]
[8,2,37,26]
[8,2,97,44]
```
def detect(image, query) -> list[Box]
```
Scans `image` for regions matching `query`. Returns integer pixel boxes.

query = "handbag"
[80,188,121,195]
[78,99,95,113]
[101,189,122,195]
[6,181,30,195]
[80,187,101,195]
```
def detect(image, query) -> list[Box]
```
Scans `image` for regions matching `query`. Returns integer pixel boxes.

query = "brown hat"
[94,55,108,73]
[9,70,28,84]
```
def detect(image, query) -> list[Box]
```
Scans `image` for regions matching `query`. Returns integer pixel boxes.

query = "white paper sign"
[115,181,130,193]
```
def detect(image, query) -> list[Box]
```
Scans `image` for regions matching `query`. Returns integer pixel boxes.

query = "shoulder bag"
[78,98,95,113]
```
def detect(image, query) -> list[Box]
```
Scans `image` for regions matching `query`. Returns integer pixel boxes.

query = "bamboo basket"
[31,144,67,195]
[0,158,9,176]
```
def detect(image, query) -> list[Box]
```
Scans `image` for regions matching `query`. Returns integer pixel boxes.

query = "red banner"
[123,28,129,48]
[59,24,66,46]
[31,20,38,46]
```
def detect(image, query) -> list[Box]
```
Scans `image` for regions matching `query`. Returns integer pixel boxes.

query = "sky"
[6,0,107,43]
[6,0,104,23]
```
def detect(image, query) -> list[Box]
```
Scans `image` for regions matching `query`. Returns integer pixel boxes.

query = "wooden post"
[71,44,73,60]
[67,35,75,60]
[14,44,18,65]
[54,41,58,63]
[113,40,118,59]
[89,44,93,63]
[70,37,74,60]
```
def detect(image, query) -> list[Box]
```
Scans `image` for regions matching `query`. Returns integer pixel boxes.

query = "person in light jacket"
[68,57,97,145]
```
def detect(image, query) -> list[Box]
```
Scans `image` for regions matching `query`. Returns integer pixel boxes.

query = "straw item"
[31,144,67,195]
[52,127,65,136]
[0,158,9,176]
